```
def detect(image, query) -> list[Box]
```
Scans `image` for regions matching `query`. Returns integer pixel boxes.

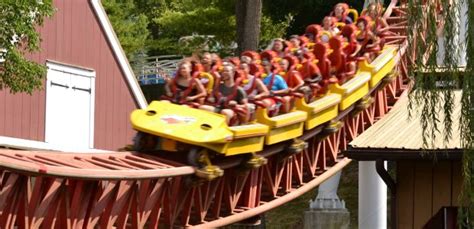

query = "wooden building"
[0,0,147,151]
[346,91,464,229]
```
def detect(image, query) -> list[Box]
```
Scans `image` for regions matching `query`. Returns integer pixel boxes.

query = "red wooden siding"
[396,160,463,229]
[0,83,45,142]
[0,0,138,150]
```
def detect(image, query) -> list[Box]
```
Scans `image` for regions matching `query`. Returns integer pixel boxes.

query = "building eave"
[344,146,464,161]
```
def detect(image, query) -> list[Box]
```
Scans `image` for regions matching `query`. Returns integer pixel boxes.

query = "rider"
[200,52,221,72]
[328,36,356,84]
[163,61,207,105]
[289,35,301,49]
[239,62,270,121]
[305,24,323,43]
[363,2,391,37]
[355,16,380,62]
[288,35,309,55]
[297,55,323,102]
[279,58,305,93]
[200,63,248,125]
[240,62,270,101]
[333,3,353,24]
[269,38,288,57]
[261,60,292,114]
[322,16,340,40]
[341,24,362,60]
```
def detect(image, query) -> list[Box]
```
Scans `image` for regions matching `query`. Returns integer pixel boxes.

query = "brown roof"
[346,91,464,161]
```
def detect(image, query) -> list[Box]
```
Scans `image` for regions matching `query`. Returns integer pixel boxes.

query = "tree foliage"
[147,0,293,56]
[102,0,149,60]
[0,0,54,94]
[460,0,474,224]
[263,0,363,36]
[407,0,474,225]
[105,0,294,57]
[150,0,236,56]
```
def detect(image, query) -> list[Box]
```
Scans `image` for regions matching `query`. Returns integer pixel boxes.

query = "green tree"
[263,0,363,36]
[102,0,149,60]
[104,0,292,57]
[150,0,236,56]
[151,0,293,56]
[0,0,54,94]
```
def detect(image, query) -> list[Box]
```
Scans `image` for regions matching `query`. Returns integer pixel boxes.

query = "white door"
[45,62,95,151]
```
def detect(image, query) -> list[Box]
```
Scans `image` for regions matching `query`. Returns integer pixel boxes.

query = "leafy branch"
[0,0,54,94]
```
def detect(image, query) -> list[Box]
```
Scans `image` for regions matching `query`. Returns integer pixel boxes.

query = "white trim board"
[46,60,95,76]
[47,60,96,77]
[90,0,148,109]
[0,136,110,153]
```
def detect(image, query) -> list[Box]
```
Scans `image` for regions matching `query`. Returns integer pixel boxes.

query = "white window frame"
[45,60,96,149]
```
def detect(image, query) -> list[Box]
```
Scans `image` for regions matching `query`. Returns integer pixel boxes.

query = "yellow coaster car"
[255,108,307,145]
[131,101,269,156]
[295,94,342,130]
[359,45,398,88]
[329,45,398,110]
[131,101,271,179]
[329,69,371,111]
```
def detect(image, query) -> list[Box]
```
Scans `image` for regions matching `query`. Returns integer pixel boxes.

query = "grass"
[264,162,359,228]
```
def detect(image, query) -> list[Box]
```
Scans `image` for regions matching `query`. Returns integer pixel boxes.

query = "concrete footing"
[304,208,350,229]
[304,171,350,229]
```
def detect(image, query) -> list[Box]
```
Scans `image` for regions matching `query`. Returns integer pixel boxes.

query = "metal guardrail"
[133,55,184,85]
